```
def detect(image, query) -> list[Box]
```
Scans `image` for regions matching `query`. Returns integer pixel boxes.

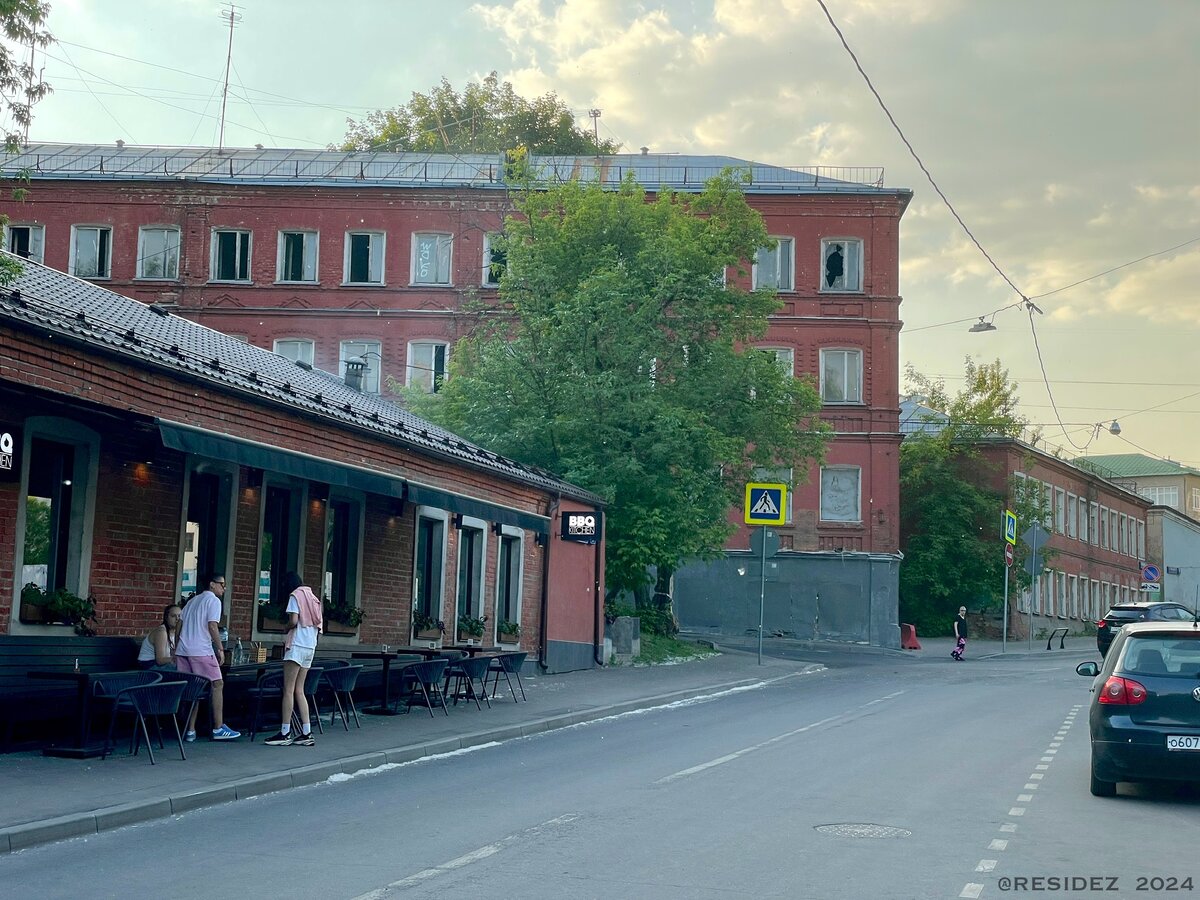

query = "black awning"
[406,481,549,535]
[158,420,405,499]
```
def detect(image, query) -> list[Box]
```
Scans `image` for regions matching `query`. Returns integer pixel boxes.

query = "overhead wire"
[55,43,137,143]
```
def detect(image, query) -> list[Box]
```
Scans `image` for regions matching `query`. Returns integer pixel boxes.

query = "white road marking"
[989,839,1009,851]
[960,883,984,899]
[1008,807,1026,816]
[1024,783,1038,790]
[1040,756,1053,762]
[975,859,997,872]
[1035,764,1049,770]
[655,691,905,784]
[1017,794,1033,802]
[1029,773,1044,780]
[1045,748,1058,755]
[1049,741,1061,748]
[1000,823,1017,832]
[348,814,580,899]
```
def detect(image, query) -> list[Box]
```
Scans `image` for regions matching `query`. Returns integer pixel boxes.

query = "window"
[1139,485,1180,507]
[70,225,112,278]
[1042,482,1053,530]
[137,227,180,279]
[344,232,384,284]
[1077,496,1088,543]
[255,482,303,635]
[181,466,235,600]
[273,339,314,367]
[1137,520,1145,560]
[753,237,793,291]
[820,238,863,292]
[1066,493,1077,539]
[277,231,318,283]
[482,233,507,286]
[1089,502,1099,546]
[412,233,452,285]
[1057,572,1067,618]
[5,224,44,263]
[339,340,381,393]
[820,349,863,404]
[1090,580,1100,619]
[1110,510,1118,552]
[820,466,861,523]
[323,495,363,634]
[494,529,523,638]
[1054,488,1066,535]
[455,520,486,625]
[414,512,446,620]
[211,230,251,282]
[1068,575,1078,618]
[407,341,448,393]
[763,348,795,377]
[1118,513,1128,554]
[1192,488,1200,512]
[1099,506,1108,548]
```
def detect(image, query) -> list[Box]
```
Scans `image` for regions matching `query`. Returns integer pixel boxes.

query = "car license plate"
[1166,735,1200,751]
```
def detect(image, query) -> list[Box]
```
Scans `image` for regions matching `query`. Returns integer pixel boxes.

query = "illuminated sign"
[0,426,18,483]
[560,511,602,544]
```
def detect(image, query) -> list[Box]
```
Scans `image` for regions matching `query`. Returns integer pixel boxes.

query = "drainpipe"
[538,493,561,672]
[594,519,604,667]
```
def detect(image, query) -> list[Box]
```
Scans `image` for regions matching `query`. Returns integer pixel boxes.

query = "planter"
[325,618,358,636]
[497,631,520,645]
[257,614,290,634]
[18,599,54,625]
[414,628,443,642]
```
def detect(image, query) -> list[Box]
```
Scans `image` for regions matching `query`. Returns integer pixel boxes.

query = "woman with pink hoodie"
[266,572,323,747]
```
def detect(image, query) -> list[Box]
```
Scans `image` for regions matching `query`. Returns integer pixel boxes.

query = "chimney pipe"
[344,357,367,392]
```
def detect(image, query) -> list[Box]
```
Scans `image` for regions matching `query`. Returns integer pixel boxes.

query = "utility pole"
[588,109,602,145]
[217,3,243,153]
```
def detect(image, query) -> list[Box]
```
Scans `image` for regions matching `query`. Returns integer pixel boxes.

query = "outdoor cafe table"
[27,669,120,758]
[350,652,422,715]
[442,646,502,658]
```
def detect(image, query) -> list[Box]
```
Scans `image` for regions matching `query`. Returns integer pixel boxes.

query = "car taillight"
[1098,676,1147,705]
[1097,621,1107,629]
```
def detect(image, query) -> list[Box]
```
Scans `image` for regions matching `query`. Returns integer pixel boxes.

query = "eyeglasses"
[212,580,227,587]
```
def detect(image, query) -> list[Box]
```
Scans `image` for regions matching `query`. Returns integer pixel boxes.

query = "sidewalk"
[0,651,821,854]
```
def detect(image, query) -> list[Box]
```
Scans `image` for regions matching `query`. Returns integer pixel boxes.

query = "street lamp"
[968,316,997,333]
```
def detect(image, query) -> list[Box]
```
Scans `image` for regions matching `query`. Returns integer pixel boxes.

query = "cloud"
[1103,247,1200,324]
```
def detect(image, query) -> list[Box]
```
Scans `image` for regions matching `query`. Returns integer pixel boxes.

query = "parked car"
[1076,620,1200,796]
[1095,601,1196,656]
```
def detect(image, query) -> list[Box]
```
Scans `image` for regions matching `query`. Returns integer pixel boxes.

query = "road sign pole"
[1002,563,1009,653]
[1028,571,1035,653]
[758,525,766,666]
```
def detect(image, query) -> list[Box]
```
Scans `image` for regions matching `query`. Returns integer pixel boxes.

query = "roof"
[0,251,603,504]
[1076,454,1200,479]
[0,143,906,196]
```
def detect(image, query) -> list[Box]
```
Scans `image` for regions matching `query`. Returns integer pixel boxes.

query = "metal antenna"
[217,3,243,154]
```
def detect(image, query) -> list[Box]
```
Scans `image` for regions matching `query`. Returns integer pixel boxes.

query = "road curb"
[0,671,816,855]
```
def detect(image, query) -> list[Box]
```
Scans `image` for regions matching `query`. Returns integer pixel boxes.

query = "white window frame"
[1057,572,1067,618]
[343,231,385,285]
[1077,496,1088,543]
[1068,574,1078,619]
[413,507,449,624]
[762,347,795,378]
[1118,513,1128,554]
[752,236,794,291]
[276,230,319,284]
[1054,488,1066,535]
[493,524,525,645]
[1089,501,1099,546]
[411,232,453,286]
[1066,492,1077,539]
[1191,488,1200,512]
[4,223,45,264]
[407,340,449,394]
[210,229,252,283]
[1136,520,1145,560]
[273,338,315,367]
[1099,505,1108,548]
[1140,485,1180,507]
[820,348,863,404]
[820,238,863,293]
[69,225,112,279]
[136,226,181,280]
[819,466,862,524]
[338,339,382,394]
[482,233,506,287]
[453,515,489,630]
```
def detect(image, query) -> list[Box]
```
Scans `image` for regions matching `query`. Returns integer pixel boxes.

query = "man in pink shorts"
[177,574,240,741]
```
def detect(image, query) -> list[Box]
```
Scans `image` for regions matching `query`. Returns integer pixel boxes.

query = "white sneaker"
[184,731,197,743]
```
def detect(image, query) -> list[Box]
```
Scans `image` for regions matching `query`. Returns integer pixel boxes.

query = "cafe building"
[0,253,606,673]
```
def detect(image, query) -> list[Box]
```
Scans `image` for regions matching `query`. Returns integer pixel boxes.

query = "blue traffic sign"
[744,482,787,526]
[1141,564,1161,583]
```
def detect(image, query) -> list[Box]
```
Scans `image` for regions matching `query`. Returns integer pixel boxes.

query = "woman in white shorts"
[265,572,323,747]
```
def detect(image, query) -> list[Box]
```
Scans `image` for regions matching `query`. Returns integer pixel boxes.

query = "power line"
[54,43,136,143]
[1027,235,1200,301]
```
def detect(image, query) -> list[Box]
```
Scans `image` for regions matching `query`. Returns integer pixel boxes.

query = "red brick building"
[1,144,911,645]
[0,253,605,672]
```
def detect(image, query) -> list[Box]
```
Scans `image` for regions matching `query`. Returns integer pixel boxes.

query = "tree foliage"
[405,173,830,595]
[899,359,1050,635]
[341,72,619,155]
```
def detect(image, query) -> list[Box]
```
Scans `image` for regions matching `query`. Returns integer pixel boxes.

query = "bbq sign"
[0,426,17,483]
[560,511,602,544]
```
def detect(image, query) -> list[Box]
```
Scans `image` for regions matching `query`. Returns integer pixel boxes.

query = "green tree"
[341,72,619,155]
[406,173,830,596]
[899,359,1046,635]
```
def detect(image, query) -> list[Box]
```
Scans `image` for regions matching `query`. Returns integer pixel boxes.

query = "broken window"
[821,239,862,292]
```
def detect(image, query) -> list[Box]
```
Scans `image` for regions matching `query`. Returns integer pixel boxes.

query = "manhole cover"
[814,823,912,839]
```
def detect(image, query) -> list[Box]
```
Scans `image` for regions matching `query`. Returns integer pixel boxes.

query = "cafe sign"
[560,511,602,544]
[0,425,18,483]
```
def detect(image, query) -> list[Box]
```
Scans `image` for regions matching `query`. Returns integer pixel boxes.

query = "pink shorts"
[177,654,223,682]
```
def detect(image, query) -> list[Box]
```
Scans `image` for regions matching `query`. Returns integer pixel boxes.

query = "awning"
[158,420,405,498]
[406,481,549,535]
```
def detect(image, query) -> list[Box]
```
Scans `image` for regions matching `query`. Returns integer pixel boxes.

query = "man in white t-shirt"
[177,574,241,741]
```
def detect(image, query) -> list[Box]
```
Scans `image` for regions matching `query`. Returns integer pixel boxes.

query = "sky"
[10,0,1200,467]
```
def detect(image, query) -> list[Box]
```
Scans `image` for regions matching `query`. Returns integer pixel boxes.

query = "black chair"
[321,664,364,730]
[443,655,492,710]
[398,659,449,717]
[171,671,212,736]
[118,681,189,765]
[92,671,162,752]
[247,669,285,741]
[486,651,528,703]
[301,665,326,735]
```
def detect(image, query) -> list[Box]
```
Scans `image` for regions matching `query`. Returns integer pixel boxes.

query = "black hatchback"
[1076,620,1200,796]
[1095,601,1196,656]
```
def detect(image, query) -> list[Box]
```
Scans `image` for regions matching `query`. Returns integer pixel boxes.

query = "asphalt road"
[3,651,1197,899]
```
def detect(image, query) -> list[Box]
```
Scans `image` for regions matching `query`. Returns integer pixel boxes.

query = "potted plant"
[412,610,445,641]
[456,614,487,644]
[497,619,522,643]
[324,596,366,635]
[20,582,98,636]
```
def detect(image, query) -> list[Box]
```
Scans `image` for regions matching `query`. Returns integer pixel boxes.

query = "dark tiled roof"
[0,252,602,503]
[0,143,902,195]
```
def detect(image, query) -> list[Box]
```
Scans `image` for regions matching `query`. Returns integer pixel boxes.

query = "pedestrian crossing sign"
[745,482,787,526]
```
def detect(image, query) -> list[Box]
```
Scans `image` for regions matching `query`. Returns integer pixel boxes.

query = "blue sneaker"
[184,730,197,743]
[211,724,241,741]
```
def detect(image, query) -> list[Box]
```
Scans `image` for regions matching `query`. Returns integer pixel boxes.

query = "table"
[28,670,110,758]
[442,646,501,658]
[350,652,422,715]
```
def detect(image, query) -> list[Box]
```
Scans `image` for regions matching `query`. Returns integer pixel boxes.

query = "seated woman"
[138,604,181,670]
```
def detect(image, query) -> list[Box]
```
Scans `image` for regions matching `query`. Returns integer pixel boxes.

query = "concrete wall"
[674,551,901,649]
[1148,506,1200,611]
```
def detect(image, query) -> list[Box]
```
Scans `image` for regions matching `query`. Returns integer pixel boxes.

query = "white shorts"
[283,645,315,667]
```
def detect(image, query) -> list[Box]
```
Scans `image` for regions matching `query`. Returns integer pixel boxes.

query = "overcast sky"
[13,0,1200,467]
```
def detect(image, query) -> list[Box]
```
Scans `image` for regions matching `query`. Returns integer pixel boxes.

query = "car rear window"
[1105,609,1147,623]
[1119,635,1200,678]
